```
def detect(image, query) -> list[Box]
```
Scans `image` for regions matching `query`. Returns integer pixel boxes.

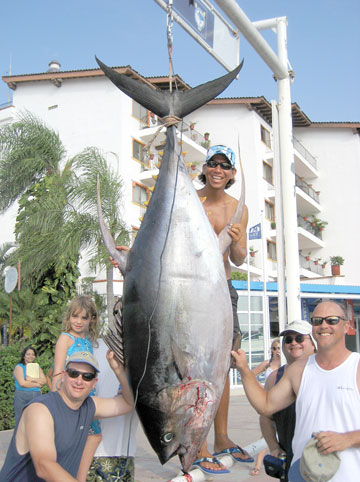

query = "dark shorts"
[227,279,241,341]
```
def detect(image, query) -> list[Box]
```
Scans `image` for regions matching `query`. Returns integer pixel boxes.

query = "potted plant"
[330,256,344,276]
[305,251,312,262]
[314,258,321,266]
[249,246,258,257]
[204,132,210,140]
[303,215,309,222]
[189,121,197,131]
[271,221,276,229]
[321,260,328,269]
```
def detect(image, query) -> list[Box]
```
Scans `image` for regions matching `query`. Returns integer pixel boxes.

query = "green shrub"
[0,342,54,431]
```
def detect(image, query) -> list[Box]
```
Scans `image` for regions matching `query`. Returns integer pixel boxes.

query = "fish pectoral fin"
[171,340,194,382]
[102,298,125,366]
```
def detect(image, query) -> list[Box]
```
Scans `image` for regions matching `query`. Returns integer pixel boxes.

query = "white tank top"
[292,352,360,481]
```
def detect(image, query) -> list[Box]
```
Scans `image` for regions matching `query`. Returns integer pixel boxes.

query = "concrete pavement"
[0,390,273,481]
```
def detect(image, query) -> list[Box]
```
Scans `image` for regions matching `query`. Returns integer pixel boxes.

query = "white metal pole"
[247,230,252,369]
[276,18,302,321]
[213,0,288,79]
[260,211,270,359]
[271,99,287,336]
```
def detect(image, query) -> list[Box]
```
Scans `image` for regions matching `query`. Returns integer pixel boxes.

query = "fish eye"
[161,432,174,444]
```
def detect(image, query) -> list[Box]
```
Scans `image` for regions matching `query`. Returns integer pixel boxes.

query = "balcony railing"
[297,215,323,240]
[140,115,206,149]
[299,253,327,274]
[295,174,320,204]
[293,137,317,170]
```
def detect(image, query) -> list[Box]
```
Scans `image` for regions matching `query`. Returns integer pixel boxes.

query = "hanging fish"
[96,56,244,473]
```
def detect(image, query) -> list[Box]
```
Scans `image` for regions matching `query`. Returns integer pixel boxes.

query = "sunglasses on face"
[310,316,345,326]
[206,159,232,170]
[66,368,96,382]
[284,334,307,344]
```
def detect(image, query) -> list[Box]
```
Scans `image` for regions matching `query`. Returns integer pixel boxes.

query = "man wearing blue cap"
[0,350,133,481]
[193,145,250,474]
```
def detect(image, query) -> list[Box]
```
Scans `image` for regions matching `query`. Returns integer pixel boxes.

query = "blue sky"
[1,0,359,122]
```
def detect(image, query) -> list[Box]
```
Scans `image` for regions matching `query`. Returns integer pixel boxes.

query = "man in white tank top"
[232,301,360,482]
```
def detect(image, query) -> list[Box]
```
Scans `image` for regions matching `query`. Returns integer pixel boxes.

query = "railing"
[295,174,320,204]
[297,215,323,240]
[299,253,327,274]
[140,115,206,149]
[293,137,317,170]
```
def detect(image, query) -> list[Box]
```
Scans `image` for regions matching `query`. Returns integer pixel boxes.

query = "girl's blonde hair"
[62,295,99,345]
[270,337,280,362]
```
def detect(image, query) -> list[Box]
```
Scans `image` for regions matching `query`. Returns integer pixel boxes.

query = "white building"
[1,61,359,362]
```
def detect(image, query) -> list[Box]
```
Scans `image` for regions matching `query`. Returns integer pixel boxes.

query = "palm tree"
[0,113,128,318]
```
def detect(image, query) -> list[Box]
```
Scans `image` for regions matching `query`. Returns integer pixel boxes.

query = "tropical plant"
[329,256,344,266]
[0,113,129,319]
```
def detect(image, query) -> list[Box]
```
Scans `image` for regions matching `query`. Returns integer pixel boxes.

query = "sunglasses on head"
[206,159,232,170]
[66,367,96,382]
[284,334,307,344]
[310,315,345,326]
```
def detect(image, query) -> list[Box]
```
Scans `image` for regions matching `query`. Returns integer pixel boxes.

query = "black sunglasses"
[310,316,345,326]
[284,334,307,344]
[66,367,96,382]
[206,159,232,170]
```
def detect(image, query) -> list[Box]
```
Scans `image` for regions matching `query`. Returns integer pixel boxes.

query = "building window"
[132,182,150,207]
[132,101,149,126]
[263,160,273,184]
[261,125,271,148]
[267,240,277,261]
[265,200,275,221]
[132,139,149,167]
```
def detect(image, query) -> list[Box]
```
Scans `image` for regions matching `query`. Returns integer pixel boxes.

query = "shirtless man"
[193,145,251,474]
[232,300,360,481]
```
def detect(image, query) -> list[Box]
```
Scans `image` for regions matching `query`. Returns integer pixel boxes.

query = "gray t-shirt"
[0,391,95,481]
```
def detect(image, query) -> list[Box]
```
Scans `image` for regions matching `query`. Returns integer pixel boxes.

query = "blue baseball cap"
[206,145,236,167]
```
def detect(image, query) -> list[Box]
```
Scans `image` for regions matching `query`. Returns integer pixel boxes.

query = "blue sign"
[173,0,214,47]
[249,223,261,240]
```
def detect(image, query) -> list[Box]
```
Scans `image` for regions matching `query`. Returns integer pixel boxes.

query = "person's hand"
[110,245,130,268]
[315,431,351,454]
[106,349,124,373]
[270,447,284,458]
[230,349,249,371]
[227,223,245,244]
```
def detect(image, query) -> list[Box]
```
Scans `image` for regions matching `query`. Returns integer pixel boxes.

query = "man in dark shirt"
[0,350,133,481]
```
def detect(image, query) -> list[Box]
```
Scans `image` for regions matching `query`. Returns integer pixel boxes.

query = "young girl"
[52,295,101,482]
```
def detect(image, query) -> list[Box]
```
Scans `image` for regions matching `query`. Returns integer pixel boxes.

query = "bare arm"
[232,349,296,416]
[23,403,77,481]
[252,359,269,376]
[93,350,134,418]
[14,365,41,389]
[228,205,248,266]
[52,335,72,391]
[259,370,283,455]
[26,368,47,386]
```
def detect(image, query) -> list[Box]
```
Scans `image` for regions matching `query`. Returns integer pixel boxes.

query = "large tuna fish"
[96,56,245,473]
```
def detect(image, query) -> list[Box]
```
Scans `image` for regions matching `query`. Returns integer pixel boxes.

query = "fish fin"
[171,339,193,382]
[96,56,244,119]
[97,176,128,275]
[102,298,125,365]
[218,149,246,254]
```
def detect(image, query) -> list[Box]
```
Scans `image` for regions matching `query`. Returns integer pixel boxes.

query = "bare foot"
[195,448,227,472]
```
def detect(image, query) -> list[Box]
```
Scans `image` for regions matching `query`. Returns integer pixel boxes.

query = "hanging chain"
[166,0,174,93]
